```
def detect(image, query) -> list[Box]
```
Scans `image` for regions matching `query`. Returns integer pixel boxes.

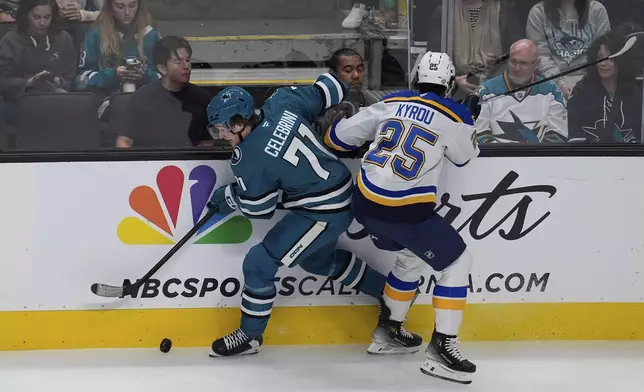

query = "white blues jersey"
[324,90,479,223]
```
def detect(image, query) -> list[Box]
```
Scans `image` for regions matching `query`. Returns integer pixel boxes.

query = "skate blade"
[420,358,473,385]
[208,347,261,358]
[367,342,420,355]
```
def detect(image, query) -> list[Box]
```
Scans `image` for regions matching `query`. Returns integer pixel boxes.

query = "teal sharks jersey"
[227,73,353,223]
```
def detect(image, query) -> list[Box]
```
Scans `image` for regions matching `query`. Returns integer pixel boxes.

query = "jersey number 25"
[364,119,439,181]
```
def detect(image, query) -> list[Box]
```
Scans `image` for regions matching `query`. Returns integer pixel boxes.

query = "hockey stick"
[480,36,638,104]
[411,51,509,85]
[90,203,220,298]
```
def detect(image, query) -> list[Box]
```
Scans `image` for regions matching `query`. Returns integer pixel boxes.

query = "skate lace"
[444,337,465,361]
[399,325,414,339]
[224,329,249,350]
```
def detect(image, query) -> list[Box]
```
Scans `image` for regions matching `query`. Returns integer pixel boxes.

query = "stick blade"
[91,283,125,298]
[611,36,638,58]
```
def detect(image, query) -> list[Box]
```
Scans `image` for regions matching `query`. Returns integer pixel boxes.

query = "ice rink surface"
[1,341,643,392]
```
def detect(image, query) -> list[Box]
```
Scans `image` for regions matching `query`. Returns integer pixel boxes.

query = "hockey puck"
[160,338,172,353]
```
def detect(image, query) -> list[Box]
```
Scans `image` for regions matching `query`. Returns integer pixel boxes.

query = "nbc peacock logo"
[117,165,253,245]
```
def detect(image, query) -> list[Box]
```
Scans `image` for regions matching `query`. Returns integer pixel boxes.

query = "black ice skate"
[421,330,476,384]
[209,328,263,357]
[367,292,422,355]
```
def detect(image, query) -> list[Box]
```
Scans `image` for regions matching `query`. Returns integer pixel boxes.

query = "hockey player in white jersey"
[324,52,480,384]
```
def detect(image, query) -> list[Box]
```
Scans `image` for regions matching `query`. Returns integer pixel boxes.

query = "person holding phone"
[0,0,77,124]
[76,0,160,94]
[75,0,160,120]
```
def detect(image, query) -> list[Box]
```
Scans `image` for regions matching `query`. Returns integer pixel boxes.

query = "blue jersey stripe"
[386,273,419,291]
[433,285,468,299]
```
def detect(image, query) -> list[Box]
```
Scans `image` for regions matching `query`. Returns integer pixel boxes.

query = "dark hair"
[152,35,193,68]
[585,30,637,82]
[16,0,62,35]
[542,0,589,29]
[325,48,363,73]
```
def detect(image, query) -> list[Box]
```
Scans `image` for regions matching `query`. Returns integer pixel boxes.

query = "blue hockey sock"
[239,287,276,339]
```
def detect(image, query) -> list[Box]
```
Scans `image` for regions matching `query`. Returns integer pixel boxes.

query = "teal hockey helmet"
[207,87,255,137]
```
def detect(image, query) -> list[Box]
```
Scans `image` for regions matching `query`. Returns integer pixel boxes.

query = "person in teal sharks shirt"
[76,0,160,95]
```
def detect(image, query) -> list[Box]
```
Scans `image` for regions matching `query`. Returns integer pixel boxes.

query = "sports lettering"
[346,170,557,242]
[395,103,435,125]
[264,110,298,157]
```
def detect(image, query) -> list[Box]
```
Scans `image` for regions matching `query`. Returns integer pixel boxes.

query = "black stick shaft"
[499,56,610,97]
[126,205,219,293]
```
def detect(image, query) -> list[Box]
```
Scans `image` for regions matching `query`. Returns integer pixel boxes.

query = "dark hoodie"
[567,76,642,143]
[0,29,77,101]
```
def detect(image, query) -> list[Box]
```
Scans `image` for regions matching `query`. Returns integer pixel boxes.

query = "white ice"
[1,341,643,392]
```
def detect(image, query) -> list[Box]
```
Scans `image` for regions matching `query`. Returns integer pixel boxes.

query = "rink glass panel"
[1,1,644,351]
[0,0,412,152]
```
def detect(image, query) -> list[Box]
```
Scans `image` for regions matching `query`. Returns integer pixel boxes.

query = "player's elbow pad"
[314,73,348,110]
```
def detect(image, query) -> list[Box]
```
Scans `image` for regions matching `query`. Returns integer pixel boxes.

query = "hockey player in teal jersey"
[205,73,422,358]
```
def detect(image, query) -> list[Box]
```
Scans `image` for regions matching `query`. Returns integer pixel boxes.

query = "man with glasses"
[474,38,568,143]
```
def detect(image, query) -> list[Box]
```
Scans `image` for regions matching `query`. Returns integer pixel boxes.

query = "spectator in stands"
[314,48,376,146]
[76,0,160,120]
[474,38,568,143]
[0,0,76,124]
[327,48,376,107]
[115,36,213,148]
[567,31,642,143]
[426,0,523,101]
[56,1,104,56]
[0,0,19,22]
[526,0,610,99]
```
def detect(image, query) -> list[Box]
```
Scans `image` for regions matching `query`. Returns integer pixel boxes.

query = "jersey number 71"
[364,119,439,181]
[282,123,337,180]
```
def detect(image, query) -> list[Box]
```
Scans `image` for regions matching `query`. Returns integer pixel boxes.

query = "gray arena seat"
[16,93,102,150]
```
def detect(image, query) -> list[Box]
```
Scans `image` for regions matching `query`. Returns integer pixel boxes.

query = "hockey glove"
[208,185,237,215]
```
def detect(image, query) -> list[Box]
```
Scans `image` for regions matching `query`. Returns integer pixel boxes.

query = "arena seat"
[105,92,133,146]
[15,93,102,150]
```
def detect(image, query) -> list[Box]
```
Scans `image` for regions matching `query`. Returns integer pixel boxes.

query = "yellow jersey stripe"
[433,297,467,311]
[384,285,417,302]
[357,171,436,207]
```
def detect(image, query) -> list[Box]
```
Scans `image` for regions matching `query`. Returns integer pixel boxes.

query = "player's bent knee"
[242,243,281,291]
[438,250,473,288]
[394,249,427,281]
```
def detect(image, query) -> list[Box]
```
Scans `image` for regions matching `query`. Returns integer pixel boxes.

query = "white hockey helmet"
[415,51,456,97]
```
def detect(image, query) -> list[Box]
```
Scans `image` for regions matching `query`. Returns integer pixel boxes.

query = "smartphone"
[124,56,141,71]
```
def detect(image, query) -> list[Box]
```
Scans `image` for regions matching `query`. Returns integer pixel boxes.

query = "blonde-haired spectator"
[76,0,160,119]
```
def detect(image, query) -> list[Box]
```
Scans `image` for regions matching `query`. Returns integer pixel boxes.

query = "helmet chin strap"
[233,126,244,143]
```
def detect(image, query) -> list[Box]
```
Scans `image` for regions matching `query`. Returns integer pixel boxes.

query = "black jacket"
[567,76,642,143]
